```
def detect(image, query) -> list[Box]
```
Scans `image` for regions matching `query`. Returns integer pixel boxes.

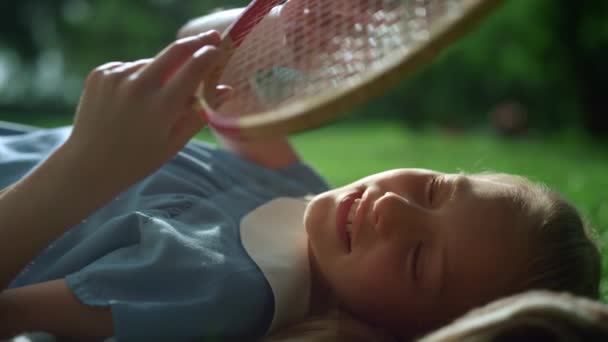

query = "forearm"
[215,133,300,169]
[0,142,125,289]
[0,185,12,197]
[0,22,222,289]
[0,280,113,339]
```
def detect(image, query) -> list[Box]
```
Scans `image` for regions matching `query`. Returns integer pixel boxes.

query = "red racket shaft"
[223,0,285,44]
[200,0,285,137]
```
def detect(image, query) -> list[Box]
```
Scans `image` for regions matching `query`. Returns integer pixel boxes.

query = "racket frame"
[198,0,505,137]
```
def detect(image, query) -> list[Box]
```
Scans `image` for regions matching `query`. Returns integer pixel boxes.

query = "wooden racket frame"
[196,0,505,137]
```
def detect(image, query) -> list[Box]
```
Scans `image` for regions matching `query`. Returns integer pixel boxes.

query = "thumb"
[214,84,234,108]
[203,84,234,109]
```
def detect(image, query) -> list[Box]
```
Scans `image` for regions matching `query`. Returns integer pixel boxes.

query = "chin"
[303,193,332,235]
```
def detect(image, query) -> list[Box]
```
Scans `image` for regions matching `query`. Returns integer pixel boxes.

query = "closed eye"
[427,176,437,207]
[411,242,423,282]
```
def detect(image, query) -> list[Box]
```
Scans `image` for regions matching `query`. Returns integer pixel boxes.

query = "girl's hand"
[67,31,222,186]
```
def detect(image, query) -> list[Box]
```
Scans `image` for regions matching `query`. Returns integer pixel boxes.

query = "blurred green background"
[1,1,608,296]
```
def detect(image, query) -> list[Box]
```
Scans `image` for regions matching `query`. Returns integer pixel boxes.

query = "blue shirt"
[0,124,329,340]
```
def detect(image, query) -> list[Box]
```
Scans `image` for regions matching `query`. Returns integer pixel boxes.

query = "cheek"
[304,193,333,234]
[304,193,338,261]
[333,247,403,306]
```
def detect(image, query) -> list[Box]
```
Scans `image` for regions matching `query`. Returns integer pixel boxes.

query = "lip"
[336,190,364,252]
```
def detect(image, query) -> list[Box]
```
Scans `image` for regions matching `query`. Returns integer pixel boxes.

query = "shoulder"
[181,140,329,196]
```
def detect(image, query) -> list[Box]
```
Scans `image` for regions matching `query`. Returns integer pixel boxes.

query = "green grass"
[6,114,608,298]
[290,120,608,298]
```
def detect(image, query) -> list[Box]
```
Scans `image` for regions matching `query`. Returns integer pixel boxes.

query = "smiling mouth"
[345,198,360,236]
[337,190,364,252]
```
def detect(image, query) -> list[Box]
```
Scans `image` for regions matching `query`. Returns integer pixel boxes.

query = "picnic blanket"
[6,291,608,341]
[420,290,608,341]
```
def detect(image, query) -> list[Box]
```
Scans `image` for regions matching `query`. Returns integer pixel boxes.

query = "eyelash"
[411,242,423,282]
[427,177,437,206]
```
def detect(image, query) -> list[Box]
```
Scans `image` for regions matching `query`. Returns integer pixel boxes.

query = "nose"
[373,191,428,238]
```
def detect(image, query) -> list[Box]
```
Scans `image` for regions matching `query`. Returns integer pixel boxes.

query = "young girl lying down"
[0,4,601,342]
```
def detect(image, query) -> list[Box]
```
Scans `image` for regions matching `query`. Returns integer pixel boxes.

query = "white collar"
[240,197,311,334]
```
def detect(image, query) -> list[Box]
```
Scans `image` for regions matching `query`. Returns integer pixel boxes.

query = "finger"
[172,85,233,150]
[191,96,208,122]
[190,85,232,121]
[89,59,154,96]
[215,85,233,107]
[84,62,125,87]
[95,61,125,72]
[137,31,221,86]
[163,45,222,103]
[168,110,206,156]
[110,58,152,75]
[91,60,151,94]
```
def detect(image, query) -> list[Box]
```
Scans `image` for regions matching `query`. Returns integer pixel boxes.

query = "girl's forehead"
[462,175,522,201]
[445,176,532,259]
[375,168,438,178]
[470,174,520,189]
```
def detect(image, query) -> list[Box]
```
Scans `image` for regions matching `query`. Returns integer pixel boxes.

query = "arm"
[0,143,116,289]
[0,32,222,290]
[0,185,11,197]
[0,280,113,339]
[178,8,301,169]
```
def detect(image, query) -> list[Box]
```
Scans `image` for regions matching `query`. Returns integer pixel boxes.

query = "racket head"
[197,0,505,138]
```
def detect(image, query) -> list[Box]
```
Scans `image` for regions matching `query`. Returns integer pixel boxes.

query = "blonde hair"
[472,173,601,299]
[266,172,602,341]
[264,308,396,342]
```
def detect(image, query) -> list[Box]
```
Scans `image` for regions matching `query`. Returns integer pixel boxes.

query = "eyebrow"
[445,173,467,203]
[433,174,468,300]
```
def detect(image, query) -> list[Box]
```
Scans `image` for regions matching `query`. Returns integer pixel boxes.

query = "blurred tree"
[0,0,606,137]
[364,0,607,137]
[556,0,608,138]
[0,2,38,60]
[0,0,247,115]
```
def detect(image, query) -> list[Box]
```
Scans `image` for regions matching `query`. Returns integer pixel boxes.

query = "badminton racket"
[194,0,504,137]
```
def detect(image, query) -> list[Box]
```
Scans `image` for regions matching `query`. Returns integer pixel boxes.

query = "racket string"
[212,0,479,118]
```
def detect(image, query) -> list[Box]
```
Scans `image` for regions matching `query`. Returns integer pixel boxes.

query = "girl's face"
[304,169,534,337]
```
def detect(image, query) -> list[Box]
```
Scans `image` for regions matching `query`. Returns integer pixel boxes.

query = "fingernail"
[197,30,221,45]
[193,45,219,59]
